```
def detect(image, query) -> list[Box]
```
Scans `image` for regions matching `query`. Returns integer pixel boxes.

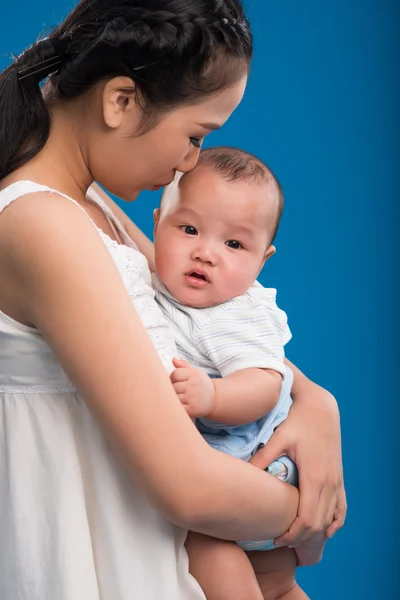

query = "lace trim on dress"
[0,383,76,394]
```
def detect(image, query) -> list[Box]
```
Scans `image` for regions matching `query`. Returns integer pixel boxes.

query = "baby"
[152,147,308,599]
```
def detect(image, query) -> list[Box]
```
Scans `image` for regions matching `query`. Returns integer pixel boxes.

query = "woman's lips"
[152,180,174,191]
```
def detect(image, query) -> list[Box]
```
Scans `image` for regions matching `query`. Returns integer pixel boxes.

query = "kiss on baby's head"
[154,147,284,308]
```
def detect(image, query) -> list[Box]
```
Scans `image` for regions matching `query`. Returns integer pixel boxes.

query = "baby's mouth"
[184,270,210,285]
[189,272,206,281]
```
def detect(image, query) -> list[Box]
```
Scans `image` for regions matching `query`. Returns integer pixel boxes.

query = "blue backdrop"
[1,1,398,598]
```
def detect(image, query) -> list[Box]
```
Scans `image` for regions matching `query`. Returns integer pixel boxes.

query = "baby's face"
[154,165,277,308]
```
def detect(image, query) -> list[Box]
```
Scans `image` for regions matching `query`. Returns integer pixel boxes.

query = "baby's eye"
[225,240,243,250]
[190,137,203,148]
[180,225,198,235]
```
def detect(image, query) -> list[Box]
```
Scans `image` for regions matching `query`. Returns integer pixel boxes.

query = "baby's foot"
[266,459,288,480]
[266,456,299,487]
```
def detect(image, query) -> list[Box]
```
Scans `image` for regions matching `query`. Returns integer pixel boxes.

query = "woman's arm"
[0,192,298,542]
[90,183,156,271]
[250,358,346,563]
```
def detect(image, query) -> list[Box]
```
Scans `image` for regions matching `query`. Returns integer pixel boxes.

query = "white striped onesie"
[152,274,294,462]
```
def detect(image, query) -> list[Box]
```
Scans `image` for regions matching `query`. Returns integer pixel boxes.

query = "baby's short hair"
[187,146,284,244]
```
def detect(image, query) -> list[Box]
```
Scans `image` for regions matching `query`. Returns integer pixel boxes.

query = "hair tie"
[16,40,64,82]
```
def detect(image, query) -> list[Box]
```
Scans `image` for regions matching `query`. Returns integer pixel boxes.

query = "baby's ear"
[261,245,276,268]
[153,208,160,232]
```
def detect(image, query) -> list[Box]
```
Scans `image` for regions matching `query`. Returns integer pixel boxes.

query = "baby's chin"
[170,286,231,309]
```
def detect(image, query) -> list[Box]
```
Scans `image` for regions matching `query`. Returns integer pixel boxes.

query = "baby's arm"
[176,295,290,424]
[171,359,282,424]
[211,368,282,425]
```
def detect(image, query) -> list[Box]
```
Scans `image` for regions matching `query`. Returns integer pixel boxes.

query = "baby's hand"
[170,358,216,418]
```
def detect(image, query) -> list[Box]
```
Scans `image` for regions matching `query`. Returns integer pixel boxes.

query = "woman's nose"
[176,145,201,174]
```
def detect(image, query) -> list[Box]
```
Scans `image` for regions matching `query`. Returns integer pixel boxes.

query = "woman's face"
[86,75,247,200]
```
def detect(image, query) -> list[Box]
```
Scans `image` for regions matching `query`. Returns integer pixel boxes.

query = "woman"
[0,1,345,598]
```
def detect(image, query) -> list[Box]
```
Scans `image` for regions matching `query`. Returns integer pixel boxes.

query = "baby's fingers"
[172,381,187,395]
[172,357,191,369]
[170,368,190,384]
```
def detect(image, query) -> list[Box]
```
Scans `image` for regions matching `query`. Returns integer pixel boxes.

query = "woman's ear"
[102,77,136,129]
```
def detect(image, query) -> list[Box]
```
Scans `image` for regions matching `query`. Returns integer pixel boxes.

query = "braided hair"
[0,0,252,180]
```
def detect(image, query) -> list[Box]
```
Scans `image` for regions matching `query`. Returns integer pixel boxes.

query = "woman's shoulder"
[0,186,112,327]
[0,185,97,254]
[0,179,86,220]
[0,185,114,292]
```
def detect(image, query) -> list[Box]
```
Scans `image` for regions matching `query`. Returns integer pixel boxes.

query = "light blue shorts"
[196,365,298,552]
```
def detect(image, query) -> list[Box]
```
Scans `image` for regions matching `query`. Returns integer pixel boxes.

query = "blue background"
[1,1,398,597]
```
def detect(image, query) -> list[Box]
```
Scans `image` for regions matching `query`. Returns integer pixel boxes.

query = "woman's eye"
[180,225,198,235]
[190,137,203,148]
[225,240,243,249]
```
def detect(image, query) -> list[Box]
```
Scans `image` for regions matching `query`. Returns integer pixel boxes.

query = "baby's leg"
[247,547,310,600]
[186,531,264,600]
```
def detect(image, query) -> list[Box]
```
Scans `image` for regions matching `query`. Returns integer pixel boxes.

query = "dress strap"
[0,180,137,250]
[86,186,135,248]
[0,180,93,219]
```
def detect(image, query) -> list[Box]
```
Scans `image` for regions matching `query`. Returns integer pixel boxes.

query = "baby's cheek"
[224,265,251,297]
[156,247,175,280]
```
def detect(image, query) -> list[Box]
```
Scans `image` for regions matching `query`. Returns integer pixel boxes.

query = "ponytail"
[0,39,60,180]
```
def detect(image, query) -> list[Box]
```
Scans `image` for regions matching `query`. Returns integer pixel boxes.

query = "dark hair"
[191,146,284,243]
[0,0,252,181]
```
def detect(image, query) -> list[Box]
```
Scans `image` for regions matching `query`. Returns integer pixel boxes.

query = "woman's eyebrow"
[197,122,221,131]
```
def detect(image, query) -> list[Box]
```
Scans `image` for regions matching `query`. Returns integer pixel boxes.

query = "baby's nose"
[192,245,217,265]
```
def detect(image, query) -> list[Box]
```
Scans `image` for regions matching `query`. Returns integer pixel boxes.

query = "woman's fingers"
[313,478,337,534]
[249,429,287,470]
[293,532,327,567]
[275,462,342,548]
[326,481,347,538]
[274,469,324,547]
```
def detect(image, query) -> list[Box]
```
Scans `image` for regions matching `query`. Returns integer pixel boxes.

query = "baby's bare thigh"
[186,531,263,600]
[246,547,298,600]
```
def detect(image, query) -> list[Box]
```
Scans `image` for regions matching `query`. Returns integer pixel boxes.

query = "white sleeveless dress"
[0,181,205,600]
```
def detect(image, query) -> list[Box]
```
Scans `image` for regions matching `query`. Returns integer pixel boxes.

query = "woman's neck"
[1,101,93,202]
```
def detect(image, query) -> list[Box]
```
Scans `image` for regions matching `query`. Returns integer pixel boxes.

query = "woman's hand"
[249,361,346,563]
